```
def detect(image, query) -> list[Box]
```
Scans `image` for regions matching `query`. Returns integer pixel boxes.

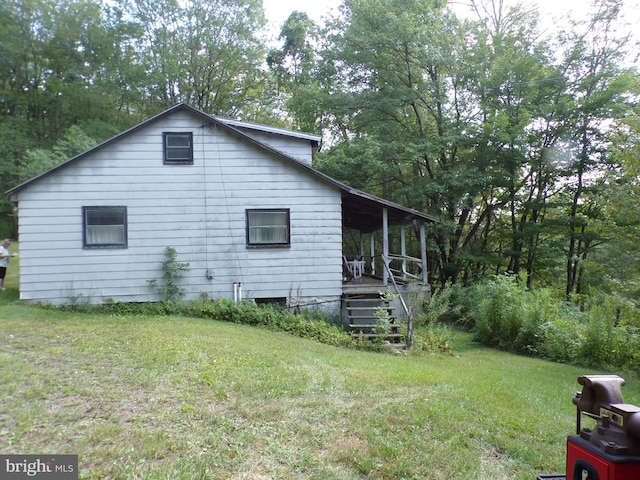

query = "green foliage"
[19,125,97,182]
[147,246,191,302]
[454,274,640,371]
[536,315,584,364]
[409,323,453,354]
[421,281,458,326]
[99,297,356,349]
[471,275,531,351]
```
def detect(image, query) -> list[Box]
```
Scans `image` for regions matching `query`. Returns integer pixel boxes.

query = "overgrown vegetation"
[147,246,191,302]
[435,275,640,372]
[68,297,452,355]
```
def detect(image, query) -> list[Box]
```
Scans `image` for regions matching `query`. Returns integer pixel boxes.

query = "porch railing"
[347,252,426,284]
[384,253,425,283]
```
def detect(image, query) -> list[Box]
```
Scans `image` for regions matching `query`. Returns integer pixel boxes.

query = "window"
[163,132,193,164]
[255,297,287,307]
[246,209,290,247]
[83,206,127,248]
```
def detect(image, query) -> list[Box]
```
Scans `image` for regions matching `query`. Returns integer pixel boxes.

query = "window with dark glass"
[83,206,128,248]
[246,209,290,247]
[163,132,193,164]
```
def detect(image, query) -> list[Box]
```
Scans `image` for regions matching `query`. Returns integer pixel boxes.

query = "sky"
[262,0,640,44]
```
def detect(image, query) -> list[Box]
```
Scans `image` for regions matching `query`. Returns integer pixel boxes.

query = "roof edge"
[6,103,438,225]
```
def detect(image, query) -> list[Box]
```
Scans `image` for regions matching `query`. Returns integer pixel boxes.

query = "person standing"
[0,238,15,291]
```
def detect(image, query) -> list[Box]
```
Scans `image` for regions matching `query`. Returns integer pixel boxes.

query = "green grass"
[2,247,640,479]
[2,305,639,479]
[0,240,19,304]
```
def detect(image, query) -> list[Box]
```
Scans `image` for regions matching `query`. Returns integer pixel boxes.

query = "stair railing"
[382,255,413,347]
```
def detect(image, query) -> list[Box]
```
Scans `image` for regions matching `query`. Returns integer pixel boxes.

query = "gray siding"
[14,110,343,307]
[230,129,316,166]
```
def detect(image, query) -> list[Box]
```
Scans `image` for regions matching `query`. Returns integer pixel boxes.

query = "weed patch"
[457,275,640,371]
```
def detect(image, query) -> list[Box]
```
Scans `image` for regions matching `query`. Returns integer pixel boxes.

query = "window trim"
[82,206,128,249]
[163,132,194,165]
[246,208,291,248]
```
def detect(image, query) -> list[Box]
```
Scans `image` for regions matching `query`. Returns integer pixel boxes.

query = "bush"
[472,275,530,351]
[537,316,583,363]
[449,274,640,370]
[421,281,457,326]
[410,323,453,354]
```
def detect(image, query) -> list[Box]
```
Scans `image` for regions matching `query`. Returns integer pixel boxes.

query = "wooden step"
[348,317,397,323]
[346,305,394,312]
[349,324,398,329]
[351,333,405,339]
[344,297,388,302]
[343,294,406,346]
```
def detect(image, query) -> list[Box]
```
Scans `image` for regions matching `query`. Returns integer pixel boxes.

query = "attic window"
[83,206,128,248]
[246,209,290,247]
[163,132,193,165]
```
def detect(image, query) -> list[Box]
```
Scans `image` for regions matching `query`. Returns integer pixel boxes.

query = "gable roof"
[6,103,437,232]
[216,116,322,143]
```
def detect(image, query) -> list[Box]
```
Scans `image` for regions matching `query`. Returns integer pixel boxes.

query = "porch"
[338,188,437,347]
[341,271,431,347]
[341,266,432,320]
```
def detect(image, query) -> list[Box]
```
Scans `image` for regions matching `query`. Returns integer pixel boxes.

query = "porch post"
[400,225,407,280]
[420,222,427,283]
[370,233,376,276]
[383,207,389,286]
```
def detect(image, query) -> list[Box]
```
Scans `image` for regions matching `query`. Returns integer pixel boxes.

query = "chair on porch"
[343,255,365,282]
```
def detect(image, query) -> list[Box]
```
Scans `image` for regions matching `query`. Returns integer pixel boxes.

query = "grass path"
[1,303,640,479]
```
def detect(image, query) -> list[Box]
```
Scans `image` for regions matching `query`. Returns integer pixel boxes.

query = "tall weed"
[472,275,529,351]
[456,274,640,370]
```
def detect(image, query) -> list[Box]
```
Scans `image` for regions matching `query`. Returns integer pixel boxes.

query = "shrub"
[409,323,453,354]
[472,275,530,351]
[171,298,355,349]
[447,274,640,371]
[147,246,190,302]
[537,316,583,363]
[421,281,458,327]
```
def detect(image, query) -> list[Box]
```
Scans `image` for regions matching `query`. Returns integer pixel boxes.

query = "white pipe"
[233,282,243,302]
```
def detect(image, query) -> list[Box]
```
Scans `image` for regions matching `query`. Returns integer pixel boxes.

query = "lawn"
[1,253,640,479]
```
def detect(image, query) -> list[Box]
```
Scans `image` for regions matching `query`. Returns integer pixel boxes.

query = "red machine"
[540,375,640,480]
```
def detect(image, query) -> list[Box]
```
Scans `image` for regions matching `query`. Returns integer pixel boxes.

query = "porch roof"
[340,188,438,234]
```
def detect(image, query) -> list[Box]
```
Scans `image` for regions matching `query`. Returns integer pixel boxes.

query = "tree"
[315,0,561,285]
[127,0,268,117]
[314,0,639,298]
[0,0,130,232]
[19,125,97,182]
[0,0,275,232]
[266,11,327,132]
[553,0,636,299]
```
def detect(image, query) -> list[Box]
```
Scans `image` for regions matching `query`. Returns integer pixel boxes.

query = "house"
[7,104,437,321]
